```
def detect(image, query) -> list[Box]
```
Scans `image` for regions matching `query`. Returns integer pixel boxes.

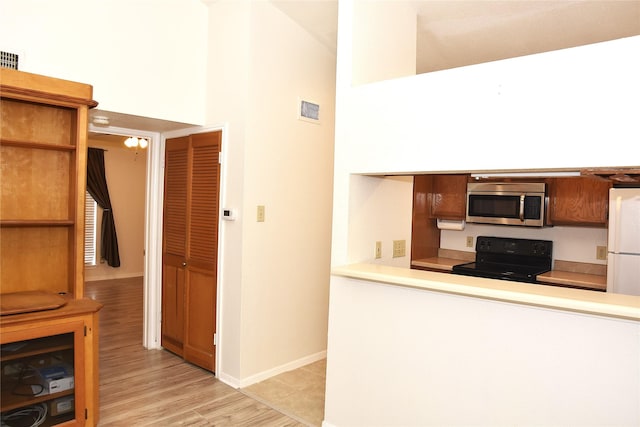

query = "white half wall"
[324,275,640,426]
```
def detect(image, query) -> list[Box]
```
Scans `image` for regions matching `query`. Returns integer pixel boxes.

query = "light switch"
[257,205,265,222]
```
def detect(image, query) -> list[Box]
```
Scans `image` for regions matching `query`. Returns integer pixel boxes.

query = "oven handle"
[519,194,525,221]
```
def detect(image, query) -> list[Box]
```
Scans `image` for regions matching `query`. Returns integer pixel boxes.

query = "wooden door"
[162,132,220,372]
[161,136,188,356]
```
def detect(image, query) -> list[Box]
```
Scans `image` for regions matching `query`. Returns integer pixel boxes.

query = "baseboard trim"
[219,350,327,389]
[241,350,327,388]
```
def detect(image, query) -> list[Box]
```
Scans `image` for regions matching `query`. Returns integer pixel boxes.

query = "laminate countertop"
[412,257,607,291]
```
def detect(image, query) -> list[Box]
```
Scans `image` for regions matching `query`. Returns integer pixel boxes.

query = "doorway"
[85,132,148,282]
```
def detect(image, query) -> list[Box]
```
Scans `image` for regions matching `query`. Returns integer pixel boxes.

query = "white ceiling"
[271,0,640,73]
[91,0,639,133]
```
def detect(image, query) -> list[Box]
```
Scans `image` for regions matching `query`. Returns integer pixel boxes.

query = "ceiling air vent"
[1,51,19,70]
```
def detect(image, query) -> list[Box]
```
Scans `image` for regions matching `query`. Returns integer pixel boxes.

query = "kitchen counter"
[411,256,464,271]
[412,257,607,291]
[333,263,640,321]
[537,270,606,291]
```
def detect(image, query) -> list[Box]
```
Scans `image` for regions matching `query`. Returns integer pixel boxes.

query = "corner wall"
[206,0,336,385]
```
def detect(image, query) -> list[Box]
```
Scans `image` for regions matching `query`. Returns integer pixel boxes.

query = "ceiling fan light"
[124,137,137,148]
[138,138,148,149]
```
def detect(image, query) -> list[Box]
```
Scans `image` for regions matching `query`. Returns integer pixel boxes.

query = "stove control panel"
[476,236,553,258]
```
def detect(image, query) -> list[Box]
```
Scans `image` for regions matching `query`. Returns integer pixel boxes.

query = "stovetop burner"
[452,236,552,284]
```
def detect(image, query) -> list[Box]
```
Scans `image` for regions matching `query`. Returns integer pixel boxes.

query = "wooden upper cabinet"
[429,174,469,220]
[548,177,612,227]
[411,175,439,261]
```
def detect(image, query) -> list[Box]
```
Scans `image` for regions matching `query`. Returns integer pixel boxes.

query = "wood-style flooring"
[86,277,307,426]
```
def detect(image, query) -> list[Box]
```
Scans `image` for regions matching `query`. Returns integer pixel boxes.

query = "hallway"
[87,277,306,426]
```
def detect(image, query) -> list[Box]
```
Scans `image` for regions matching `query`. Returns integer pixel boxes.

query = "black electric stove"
[452,236,552,284]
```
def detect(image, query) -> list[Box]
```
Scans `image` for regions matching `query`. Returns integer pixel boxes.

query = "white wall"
[206,0,336,386]
[324,276,640,426]
[351,1,417,85]
[0,0,208,126]
[344,36,640,175]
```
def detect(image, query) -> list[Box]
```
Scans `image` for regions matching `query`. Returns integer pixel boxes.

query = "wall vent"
[298,99,320,124]
[1,51,19,70]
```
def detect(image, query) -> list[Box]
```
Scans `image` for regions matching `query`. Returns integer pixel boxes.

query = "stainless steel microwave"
[466,182,546,227]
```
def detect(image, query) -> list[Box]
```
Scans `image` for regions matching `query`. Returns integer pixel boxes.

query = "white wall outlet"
[392,240,406,258]
[375,241,382,259]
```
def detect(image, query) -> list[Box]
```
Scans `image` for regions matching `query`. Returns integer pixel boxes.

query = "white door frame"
[88,124,162,349]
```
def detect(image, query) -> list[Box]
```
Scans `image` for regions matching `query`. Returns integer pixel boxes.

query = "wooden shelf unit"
[0,69,97,298]
[1,68,102,426]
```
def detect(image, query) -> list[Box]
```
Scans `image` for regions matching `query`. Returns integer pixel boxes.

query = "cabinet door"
[411,175,439,261]
[1,321,86,426]
[549,177,611,226]
[430,174,468,220]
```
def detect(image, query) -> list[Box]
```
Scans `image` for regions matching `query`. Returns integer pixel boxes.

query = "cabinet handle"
[182,262,187,267]
[519,194,525,221]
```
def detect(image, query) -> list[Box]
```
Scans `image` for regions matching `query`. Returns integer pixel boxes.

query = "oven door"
[466,183,546,226]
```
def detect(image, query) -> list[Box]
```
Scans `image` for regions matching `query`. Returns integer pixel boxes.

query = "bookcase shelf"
[1,68,102,426]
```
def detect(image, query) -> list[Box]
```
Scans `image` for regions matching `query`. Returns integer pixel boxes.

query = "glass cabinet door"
[1,320,85,426]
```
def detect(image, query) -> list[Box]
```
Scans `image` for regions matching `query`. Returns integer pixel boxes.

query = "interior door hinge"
[219,152,222,164]
[85,408,88,419]
[213,333,217,347]
[84,326,87,337]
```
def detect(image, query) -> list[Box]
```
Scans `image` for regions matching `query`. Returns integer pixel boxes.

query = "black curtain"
[87,147,121,267]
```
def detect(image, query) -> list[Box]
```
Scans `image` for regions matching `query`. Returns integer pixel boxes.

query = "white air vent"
[1,51,19,70]
[298,99,320,124]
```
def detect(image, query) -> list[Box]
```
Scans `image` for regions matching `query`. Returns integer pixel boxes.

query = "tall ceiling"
[91,1,639,132]
[271,0,640,74]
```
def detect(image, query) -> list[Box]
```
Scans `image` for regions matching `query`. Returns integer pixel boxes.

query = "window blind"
[85,191,97,265]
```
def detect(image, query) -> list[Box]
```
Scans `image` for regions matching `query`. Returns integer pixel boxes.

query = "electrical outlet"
[466,236,474,248]
[596,245,607,260]
[257,205,265,222]
[375,241,382,259]
[392,240,406,258]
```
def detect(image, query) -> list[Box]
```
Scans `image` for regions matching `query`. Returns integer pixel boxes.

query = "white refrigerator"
[607,187,640,295]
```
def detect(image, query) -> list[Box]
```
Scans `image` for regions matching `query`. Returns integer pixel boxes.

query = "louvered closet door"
[161,131,220,372]
[183,132,220,371]
[161,136,189,356]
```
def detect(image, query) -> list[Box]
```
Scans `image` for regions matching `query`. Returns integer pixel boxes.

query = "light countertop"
[332,263,640,321]
[412,257,606,291]
[537,270,606,291]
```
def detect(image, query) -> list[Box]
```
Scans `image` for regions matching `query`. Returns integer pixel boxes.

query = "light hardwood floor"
[86,277,308,426]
